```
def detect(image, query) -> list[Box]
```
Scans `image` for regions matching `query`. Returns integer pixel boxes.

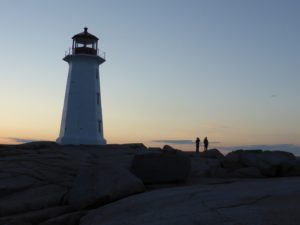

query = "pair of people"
[195,137,209,152]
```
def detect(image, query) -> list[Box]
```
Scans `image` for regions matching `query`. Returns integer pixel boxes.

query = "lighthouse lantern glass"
[73,38,98,55]
[72,28,98,55]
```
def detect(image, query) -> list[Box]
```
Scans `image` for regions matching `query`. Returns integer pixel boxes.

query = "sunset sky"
[0,0,299,153]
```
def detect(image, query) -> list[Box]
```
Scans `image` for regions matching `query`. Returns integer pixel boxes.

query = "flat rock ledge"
[1,142,300,225]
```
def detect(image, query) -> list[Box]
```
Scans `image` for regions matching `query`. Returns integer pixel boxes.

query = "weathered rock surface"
[0,184,68,217]
[39,211,85,225]
[190,156,220,177]
[81,177,300,225]
[218,150,297,178]
[131,153,191,184]
[0,142,145,224]
[226,150,295,166]
[1,142,300,225]
[68,164,145,209]
[232,167,264,178]
[2,220,33,225]
[279,159,300,176]
[1,206,71,225]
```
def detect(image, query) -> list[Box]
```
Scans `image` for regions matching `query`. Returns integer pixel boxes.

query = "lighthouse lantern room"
[57,27,106,145]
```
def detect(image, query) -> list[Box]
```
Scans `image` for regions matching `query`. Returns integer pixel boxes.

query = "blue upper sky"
[0,0,299,152]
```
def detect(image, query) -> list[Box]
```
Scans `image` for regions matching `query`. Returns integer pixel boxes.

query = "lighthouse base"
[56,136,106,145]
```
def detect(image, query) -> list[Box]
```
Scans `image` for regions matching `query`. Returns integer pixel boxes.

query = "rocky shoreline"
[1,142,300,225]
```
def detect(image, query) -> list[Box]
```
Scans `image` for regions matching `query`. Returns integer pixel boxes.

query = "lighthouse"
[57,28,106,145]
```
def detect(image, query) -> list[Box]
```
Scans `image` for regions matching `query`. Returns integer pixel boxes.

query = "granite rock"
[201,149,224,159]
[131,153,191,184]
[68,164,145,210]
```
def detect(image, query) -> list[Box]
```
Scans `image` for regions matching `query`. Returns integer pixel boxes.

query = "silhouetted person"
[203,137,209,151]
[195,137,200,153]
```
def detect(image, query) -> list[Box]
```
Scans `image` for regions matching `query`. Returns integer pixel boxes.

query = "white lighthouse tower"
[57,27,106,145]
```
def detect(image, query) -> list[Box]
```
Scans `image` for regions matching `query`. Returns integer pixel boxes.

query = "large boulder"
[190,157,221,178]
[225,150,263,162]
[209,166,263,178]
[279,159,300,176]
[240,151,295,177]
[68,164,145,210]
[231,167,264,178]
[221,150,248,169]
[208,166,231,178]
[220,158,244,170]
[131,153,191,184]
[239,151,295,167]
[222,150,296,177]
[201,149,224,159]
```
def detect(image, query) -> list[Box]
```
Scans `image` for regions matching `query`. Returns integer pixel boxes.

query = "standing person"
[203,137,209,151]
[195,137,200,153]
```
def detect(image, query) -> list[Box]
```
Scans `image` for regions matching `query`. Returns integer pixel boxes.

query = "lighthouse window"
[76,43,85,48]
[96,72,99,80]
[96,93,100,104]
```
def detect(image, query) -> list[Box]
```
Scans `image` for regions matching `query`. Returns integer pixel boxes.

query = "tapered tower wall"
[57,54,106,145]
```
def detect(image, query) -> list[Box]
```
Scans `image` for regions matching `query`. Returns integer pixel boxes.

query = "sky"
[0,0,299,153]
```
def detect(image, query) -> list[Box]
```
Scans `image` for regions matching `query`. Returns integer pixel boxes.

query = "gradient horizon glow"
[0,0,299,152]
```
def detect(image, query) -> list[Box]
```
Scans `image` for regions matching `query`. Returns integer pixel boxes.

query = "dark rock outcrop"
[131,153,191,184]
[232,167,264,178]
[1,142,300,225]
[279,159,300,176]
[0,142,142,224]
[68,164,145,210]
[218,150,296,177]
[0,185,68,217]
[162,145,178,152]
[201,149,224,159]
